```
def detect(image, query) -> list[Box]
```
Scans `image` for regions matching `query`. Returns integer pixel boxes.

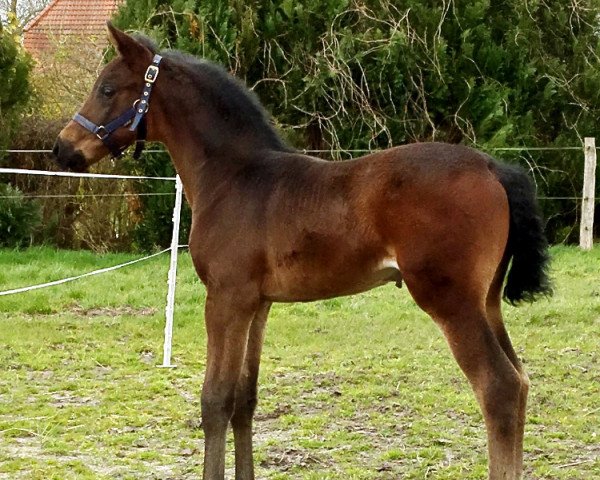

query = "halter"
[72,54,163,159]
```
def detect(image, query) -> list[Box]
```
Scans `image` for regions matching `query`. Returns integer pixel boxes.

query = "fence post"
[160,174,184,367]
[580,138,596,250]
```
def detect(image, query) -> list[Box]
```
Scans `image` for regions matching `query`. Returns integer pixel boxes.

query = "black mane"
[132,34,290,153]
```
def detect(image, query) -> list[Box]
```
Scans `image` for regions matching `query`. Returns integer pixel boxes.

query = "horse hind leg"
[439,303,524,479]
[486,266,529,478]
[404,269,524,480]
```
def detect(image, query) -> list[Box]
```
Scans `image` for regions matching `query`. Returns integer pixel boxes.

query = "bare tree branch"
[0,0,50,31]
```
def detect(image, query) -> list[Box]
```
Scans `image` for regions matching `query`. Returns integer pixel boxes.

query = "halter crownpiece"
[72,54,163,159]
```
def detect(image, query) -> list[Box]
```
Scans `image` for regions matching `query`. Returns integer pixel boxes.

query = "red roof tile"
[23,0,124,55]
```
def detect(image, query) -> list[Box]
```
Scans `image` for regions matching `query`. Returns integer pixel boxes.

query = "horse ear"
[106,22,151,67]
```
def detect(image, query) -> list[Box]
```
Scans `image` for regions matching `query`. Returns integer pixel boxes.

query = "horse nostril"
[52,140,60,158]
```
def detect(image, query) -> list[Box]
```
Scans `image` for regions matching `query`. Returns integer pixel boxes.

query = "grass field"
[0,246,598,479]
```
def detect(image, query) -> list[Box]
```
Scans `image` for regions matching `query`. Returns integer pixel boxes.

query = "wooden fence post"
[580,137,596,250]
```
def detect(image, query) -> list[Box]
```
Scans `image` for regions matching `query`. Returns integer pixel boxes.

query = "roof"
[23,0,124,55]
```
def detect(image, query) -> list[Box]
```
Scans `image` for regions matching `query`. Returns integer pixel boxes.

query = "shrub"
[6,114,141,253]
[0,183,42,248]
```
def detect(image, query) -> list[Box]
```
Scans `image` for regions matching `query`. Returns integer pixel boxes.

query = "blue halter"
[72,54,162,159]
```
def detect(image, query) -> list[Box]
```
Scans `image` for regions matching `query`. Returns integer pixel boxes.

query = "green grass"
[0,245,598,479]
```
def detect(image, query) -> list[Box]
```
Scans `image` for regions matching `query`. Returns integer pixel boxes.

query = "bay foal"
[53,24,551,479]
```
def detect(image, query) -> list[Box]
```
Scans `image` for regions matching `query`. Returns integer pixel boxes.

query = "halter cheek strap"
[72,54,162,159]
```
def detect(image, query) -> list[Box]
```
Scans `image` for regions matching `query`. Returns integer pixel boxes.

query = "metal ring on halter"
[133,99,149,115]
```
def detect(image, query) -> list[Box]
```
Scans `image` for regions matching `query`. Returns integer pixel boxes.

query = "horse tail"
[494,162,552,304]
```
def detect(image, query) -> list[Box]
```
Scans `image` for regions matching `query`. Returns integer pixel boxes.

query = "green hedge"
[110,1,600,244]
[0,183,41,248]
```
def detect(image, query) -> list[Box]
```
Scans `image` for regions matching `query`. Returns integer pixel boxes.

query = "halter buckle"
[144,65,160,83]
[95,126,109,140]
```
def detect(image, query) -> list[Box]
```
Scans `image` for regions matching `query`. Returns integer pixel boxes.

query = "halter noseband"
[72,54,163,159]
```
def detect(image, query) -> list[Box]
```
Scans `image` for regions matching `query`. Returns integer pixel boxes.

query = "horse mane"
[131,33,291,153]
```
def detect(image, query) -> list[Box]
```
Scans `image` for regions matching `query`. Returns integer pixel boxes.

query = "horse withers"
[53,23,551,480]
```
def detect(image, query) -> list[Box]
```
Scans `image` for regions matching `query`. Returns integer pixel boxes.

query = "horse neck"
[148,87,287,209]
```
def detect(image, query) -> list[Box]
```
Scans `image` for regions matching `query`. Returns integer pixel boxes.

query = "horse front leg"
[231,301,271,480]
[201,288,260,480]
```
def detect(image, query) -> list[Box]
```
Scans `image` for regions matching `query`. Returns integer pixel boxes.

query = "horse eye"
[100,85,115,98]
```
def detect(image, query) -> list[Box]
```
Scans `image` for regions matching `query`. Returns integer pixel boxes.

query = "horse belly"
[262,251,402,302]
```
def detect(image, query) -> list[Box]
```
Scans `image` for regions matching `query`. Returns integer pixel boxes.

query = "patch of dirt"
[69,305,157,317]
[1,436,128,479]
[49,392,99,408]
[25,370,54,381]
[254,417,294,445]
[139,350,156,365]
[184,417,203,430]
[259,446,332,472]
[255,403,293,421]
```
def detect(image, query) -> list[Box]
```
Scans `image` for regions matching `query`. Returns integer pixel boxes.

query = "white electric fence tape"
[0,249,170,296]
[0,167,176,181]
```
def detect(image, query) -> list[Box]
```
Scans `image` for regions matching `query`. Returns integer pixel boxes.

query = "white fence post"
[580,138,596,250]
[160,174,184,367]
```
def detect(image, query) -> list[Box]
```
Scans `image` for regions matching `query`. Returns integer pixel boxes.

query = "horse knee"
[202,388,236,431]
[231,387,258,429]
[239,393,258,416]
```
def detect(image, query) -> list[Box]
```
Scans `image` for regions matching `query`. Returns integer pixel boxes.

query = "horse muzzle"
[52,137,89,173]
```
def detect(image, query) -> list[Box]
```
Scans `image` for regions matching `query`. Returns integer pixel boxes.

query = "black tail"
[494,162,552,304]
